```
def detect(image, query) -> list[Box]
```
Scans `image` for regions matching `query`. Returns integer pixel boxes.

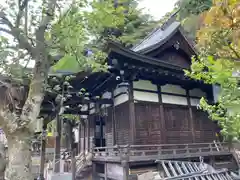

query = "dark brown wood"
[192,107,217,143]
[78,122,81,153]
[83,121,86,153]
[112,89,116,145]
[147,31,195,60]
[135,102,161,145]
[158,85,166,144]
[129,81,136,145]
[186,89,195,143]
[87,118,90,151]
[164,104,192,144]
[115,102,130,145]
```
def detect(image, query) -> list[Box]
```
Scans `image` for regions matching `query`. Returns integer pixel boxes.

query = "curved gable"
[155,47,191,69]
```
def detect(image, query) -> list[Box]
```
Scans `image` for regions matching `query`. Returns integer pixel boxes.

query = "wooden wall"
[76,80,217,149]
[115,102,130,145]
[135,102,162,145]
[105,106,113,147]
[133,80,218,145]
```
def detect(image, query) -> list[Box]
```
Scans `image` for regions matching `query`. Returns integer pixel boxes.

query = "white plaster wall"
[161,84,186,95]
[189,88,206,97]
[133,91,159,102]
[80,104,88,118]
[102,91,112,99]
[89,103,95,114]
[114,86,128,96]
[73,127,79,143]
[114,83,129,106]
[162,94,188,105]
[114,94,129,106]
[89,108,95,114]
[133,80,158,91]
[190,98,200,106]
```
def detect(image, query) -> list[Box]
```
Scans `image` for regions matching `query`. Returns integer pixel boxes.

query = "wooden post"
[129,80,136,145]
[87,119,90,152]
[39,125,47,180]
[54,114,62,173]
[69,122,76,180]
[111,88,116,145]
[71,148,76,180]
[104,162,107,180]
[158,85,166,144]
[83,120,86,154]
[121,145,130,180]
[78,122,81,154]
[186,89,196,143]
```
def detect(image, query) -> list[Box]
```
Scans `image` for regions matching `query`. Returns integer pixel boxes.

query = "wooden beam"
[186,89,195,143]
[129,80,136,145]
[64,98,113,106]
[40,109,89,115]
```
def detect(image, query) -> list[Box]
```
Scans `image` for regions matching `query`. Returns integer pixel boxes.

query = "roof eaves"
[108,41,184,71]
[132,22,181,54]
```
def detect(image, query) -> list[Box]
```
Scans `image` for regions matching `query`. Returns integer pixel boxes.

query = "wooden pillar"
[111,88,116,145]
[83,121,86,153]
[186,89,196,143]
[104,162,107,180]
[71,148,76,180]
[87,119,90,152]
[69,122,76,180]
[129,81,136,145]
[54,114,62,173]
[78,122,81,153]
[39,125,47,180]
[158,85,166,144]
[121,146,130,180]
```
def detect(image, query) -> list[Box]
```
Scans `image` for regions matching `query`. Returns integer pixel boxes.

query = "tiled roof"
[131,21,181,53]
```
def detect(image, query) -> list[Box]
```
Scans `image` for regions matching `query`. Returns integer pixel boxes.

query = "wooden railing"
[92,142,231,162]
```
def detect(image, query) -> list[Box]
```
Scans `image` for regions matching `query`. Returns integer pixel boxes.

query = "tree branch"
[0,11,35,57]
[36,0,57,40]
[19,0,58,132]
[16,0,29,28]
[0,11,13,28]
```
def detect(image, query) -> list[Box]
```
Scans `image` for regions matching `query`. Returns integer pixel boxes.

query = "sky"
[139,0,178,19]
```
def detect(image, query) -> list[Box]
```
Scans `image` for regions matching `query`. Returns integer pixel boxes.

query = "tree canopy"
[185,0,240,141]
[0,0,137,179]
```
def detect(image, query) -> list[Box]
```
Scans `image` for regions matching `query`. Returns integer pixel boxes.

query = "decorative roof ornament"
[173,41,180,50]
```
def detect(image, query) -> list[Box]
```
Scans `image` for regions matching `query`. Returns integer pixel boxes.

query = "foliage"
[0,0,130,179]
[176,0,212,41]
[185,0,240,141]
[90,0,159,48]
[177,0,212,19]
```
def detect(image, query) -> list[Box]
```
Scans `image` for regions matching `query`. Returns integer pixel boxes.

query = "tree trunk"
[5,131,33,180]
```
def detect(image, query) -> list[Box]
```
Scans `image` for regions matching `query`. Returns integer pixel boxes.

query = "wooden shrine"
[71,21,239,179]
[37,20,239,180]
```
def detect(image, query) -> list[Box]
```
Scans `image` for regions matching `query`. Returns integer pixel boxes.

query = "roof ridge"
[131,9,180,51]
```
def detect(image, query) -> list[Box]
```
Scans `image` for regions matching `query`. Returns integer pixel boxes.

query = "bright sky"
[139,0,178,19]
